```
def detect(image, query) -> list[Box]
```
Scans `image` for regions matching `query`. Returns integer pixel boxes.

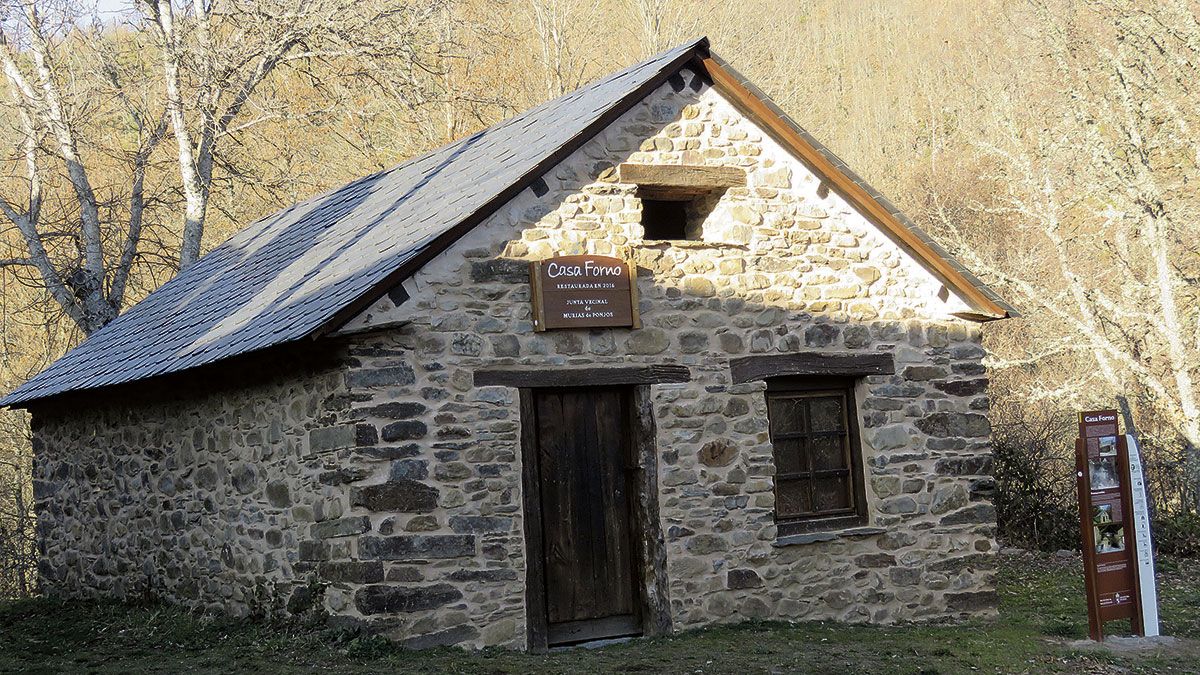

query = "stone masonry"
[31,356,351,617]
[30,66,998,649]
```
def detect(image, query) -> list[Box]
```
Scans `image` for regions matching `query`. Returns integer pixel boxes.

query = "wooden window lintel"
[474,364,690,389]
[730,351,894,384]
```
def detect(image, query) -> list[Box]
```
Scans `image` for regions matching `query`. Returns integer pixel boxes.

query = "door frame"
[517,381,674,652]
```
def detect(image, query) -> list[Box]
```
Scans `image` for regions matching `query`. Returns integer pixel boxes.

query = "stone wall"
[29,66,997,648]
[31,354,351,617]
[320,66,998,647]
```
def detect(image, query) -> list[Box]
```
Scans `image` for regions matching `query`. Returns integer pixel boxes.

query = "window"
[640,199,689,240]
[766,378,867,534]
[639,195,718,241]
[621,163,744,243]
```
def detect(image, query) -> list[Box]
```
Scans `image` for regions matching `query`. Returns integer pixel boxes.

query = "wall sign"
[1075,409,1156,641]
[530,254,639,331]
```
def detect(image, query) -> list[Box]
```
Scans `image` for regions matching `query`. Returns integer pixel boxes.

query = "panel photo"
[1095,522,1126,554]
[1089,456,1120,491]
[1092,503,1113,524]
[1098,435,1118,458]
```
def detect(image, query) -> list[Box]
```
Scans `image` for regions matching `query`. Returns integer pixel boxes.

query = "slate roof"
[2,37,1011,408]
[1,40,706,407]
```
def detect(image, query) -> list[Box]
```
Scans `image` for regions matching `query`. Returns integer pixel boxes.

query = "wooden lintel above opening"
[729,352,895,384]
[474,364,691,389]
[618,163,746,200]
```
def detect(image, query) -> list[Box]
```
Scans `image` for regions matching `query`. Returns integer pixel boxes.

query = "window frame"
[765,376,868,536]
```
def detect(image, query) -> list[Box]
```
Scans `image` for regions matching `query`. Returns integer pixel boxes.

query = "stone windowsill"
[773,526,888,548]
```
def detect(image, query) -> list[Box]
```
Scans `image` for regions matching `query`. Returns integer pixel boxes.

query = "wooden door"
[532,387,642,646]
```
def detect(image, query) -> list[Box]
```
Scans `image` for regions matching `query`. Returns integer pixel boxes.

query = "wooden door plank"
[594,389,636,618]
[519,390,548,652]
[537,392,581,624]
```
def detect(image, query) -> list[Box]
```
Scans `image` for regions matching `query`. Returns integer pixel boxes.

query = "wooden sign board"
[1075,409,1144,641]
[530,254,639,331]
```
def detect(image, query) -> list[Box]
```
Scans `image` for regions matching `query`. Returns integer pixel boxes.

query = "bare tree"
[623,0,680,58]
[528,0,599,99]
[929,0,1200,466]
[0,0,449,335]
[0,409,33,598]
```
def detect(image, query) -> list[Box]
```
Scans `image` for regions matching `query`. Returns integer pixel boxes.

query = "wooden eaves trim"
[695,53,1012,321]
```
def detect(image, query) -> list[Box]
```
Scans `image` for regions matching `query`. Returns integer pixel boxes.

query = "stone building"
[3,39,1014,650]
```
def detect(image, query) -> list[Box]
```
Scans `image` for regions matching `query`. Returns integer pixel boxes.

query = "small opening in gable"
[622,163,744,243]
[639,192,720,241]
[641,199,688,240]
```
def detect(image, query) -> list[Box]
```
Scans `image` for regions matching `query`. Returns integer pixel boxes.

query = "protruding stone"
[266,481,291,508]
[698,439,738,467]
[684,277,716,297]
[727,568,763,589]
[351,479,439,513]
[348,365,415,388]
[935,456,993,476]
[400,625,479,649]
[685,534,729,554]
[319,561,383,583]
[231,464,257,494]
[854,553,896,568]
[309,425,356,452]
[903,365,949,381]
[448,568,519,582]
[934,379,989,397]
[804,324,839,347]
[868,425,909,451]
[448,515,512,534]
[470,259,528,284]
[929,485,969,515]
[625,328,670,355]
[362,402,426,419]
[359,535,475,560]
[915,412,991,438]
[312,516,370,539]
[354,583,463,614]
[939,504,997,526]
[381,420,428,442]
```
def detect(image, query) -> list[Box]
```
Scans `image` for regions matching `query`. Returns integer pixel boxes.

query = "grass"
[1,551,1198,674]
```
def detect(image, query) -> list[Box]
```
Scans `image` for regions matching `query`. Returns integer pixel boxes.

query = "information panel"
[530,254,638,331]
[1075,409,1144,641]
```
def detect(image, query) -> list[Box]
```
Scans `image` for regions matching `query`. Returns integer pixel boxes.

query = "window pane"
[813,477,851,512]
[773,439,805,476]
[768,397,805,435]
[809,396,844,433]
[776,479,811,518]
[811,435,848,471]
